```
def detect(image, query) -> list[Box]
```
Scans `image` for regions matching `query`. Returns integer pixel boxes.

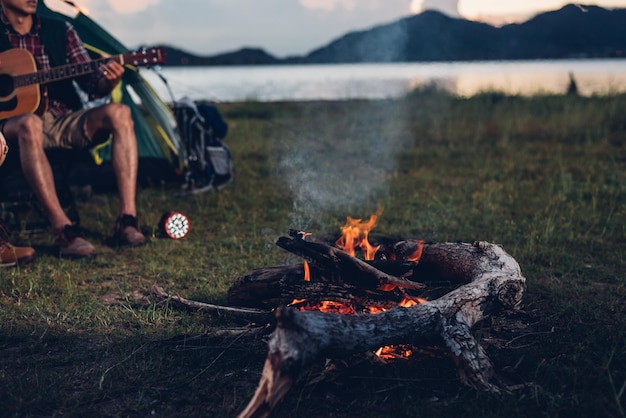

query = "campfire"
[287,213,427,360]
[154,212,527,418]
[225,213,526,418]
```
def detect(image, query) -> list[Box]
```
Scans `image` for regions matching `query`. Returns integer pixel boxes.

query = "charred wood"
[238,241,526,418]
[276,236,426,291]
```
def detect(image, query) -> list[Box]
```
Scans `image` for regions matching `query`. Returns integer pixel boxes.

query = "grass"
[1,89,625,417]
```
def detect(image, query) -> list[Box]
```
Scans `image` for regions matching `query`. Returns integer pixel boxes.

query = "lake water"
[139,59,626,102]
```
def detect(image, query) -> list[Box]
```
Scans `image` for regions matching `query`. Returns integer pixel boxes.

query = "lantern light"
[159,211,190,239]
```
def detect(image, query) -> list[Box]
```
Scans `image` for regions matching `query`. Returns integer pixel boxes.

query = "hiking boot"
[54,225,97,258]
[115,214,146,247]
[0,238,36,268]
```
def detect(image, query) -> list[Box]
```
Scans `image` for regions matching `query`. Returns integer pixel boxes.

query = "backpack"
[173,97,234,195]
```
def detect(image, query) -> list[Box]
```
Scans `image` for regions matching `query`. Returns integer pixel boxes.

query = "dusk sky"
[46,0,626,57]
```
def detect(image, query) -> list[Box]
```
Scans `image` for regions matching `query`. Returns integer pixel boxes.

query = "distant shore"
[141,59,626,104]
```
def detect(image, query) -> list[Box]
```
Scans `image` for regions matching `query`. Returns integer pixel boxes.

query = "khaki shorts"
[1,109,109,151]
[42,109,94,149]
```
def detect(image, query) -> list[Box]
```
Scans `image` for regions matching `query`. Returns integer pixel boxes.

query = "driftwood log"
[237,240,526,418]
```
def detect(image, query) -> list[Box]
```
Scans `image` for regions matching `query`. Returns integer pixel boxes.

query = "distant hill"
[305,4,626,63]
[160,4,626,66]
[159,46,280,66]
[498,4,626,59]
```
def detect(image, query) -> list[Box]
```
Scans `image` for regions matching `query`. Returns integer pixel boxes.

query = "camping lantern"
[159,211,190,239]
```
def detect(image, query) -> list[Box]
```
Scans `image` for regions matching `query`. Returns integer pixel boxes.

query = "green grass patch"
[1,91,625,417]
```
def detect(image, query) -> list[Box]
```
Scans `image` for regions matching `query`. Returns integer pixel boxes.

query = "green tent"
[37,0,185,179]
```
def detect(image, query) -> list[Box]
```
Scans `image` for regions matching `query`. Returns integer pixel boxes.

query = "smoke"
[278,101,411,231]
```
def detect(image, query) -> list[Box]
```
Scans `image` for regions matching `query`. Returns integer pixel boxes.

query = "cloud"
[76,0,414,56]
[410,0,460,16]
[106,0,160,14]
[422,0,460,17]
[299,0,356,11]
[67,0,626,57]
[299,0,394,12]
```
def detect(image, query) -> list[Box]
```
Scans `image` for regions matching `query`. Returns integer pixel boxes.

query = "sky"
[46,0,626,57]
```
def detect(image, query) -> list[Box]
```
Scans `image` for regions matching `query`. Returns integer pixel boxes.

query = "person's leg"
[2,114,73,229]
[83,103,138,218]
[1,114,95,258]
[83,103,145,246]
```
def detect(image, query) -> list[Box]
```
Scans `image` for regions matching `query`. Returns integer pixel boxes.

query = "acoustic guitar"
[0,47,165,119]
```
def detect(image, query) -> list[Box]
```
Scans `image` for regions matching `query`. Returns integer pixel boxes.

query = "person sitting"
[0,130,36,267]
[0,0,145,258]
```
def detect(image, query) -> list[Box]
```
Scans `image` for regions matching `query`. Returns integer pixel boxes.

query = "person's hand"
[99,60,125,90]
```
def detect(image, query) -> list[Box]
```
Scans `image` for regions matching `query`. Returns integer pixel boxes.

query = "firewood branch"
[276,236,425,291]
[239,241,526,418]
[152,284,273,324]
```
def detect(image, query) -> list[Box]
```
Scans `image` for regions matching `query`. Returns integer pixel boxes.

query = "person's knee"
[16,114,44,147]
[104,103,134,130]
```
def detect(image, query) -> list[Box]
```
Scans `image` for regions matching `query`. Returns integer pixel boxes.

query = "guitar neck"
[13,55,122,89]
[11,48,164,89]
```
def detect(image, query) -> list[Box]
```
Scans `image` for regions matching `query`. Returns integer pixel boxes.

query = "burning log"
[228,237,427,310]
[276,235,426,291]
[238,241,526,418]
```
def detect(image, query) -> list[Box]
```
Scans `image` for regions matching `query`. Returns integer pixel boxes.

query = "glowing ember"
[367,305,386,314]
[406,240,425,262]
[378,283,397,292]
[299,300,357,315]
[399,296,427,307]
[375,344,414,360]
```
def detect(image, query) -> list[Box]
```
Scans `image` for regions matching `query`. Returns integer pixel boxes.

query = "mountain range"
[159,4,626,66]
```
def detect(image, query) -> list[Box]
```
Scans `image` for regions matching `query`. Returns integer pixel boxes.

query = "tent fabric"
[36,1,184,172]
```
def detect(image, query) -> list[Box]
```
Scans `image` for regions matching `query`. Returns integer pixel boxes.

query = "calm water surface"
[139,59,626,102]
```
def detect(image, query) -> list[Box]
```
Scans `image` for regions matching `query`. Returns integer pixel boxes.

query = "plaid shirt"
[0,12,100,115]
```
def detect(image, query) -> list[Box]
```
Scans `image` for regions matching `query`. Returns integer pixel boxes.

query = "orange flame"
[293,211,428,360]
[303,260,311,281]
[288,298,307,306]
[336,213,381,260]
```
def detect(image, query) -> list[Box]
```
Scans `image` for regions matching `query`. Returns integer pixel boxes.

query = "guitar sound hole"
[0,96,17,112]
[0,74,14,98]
